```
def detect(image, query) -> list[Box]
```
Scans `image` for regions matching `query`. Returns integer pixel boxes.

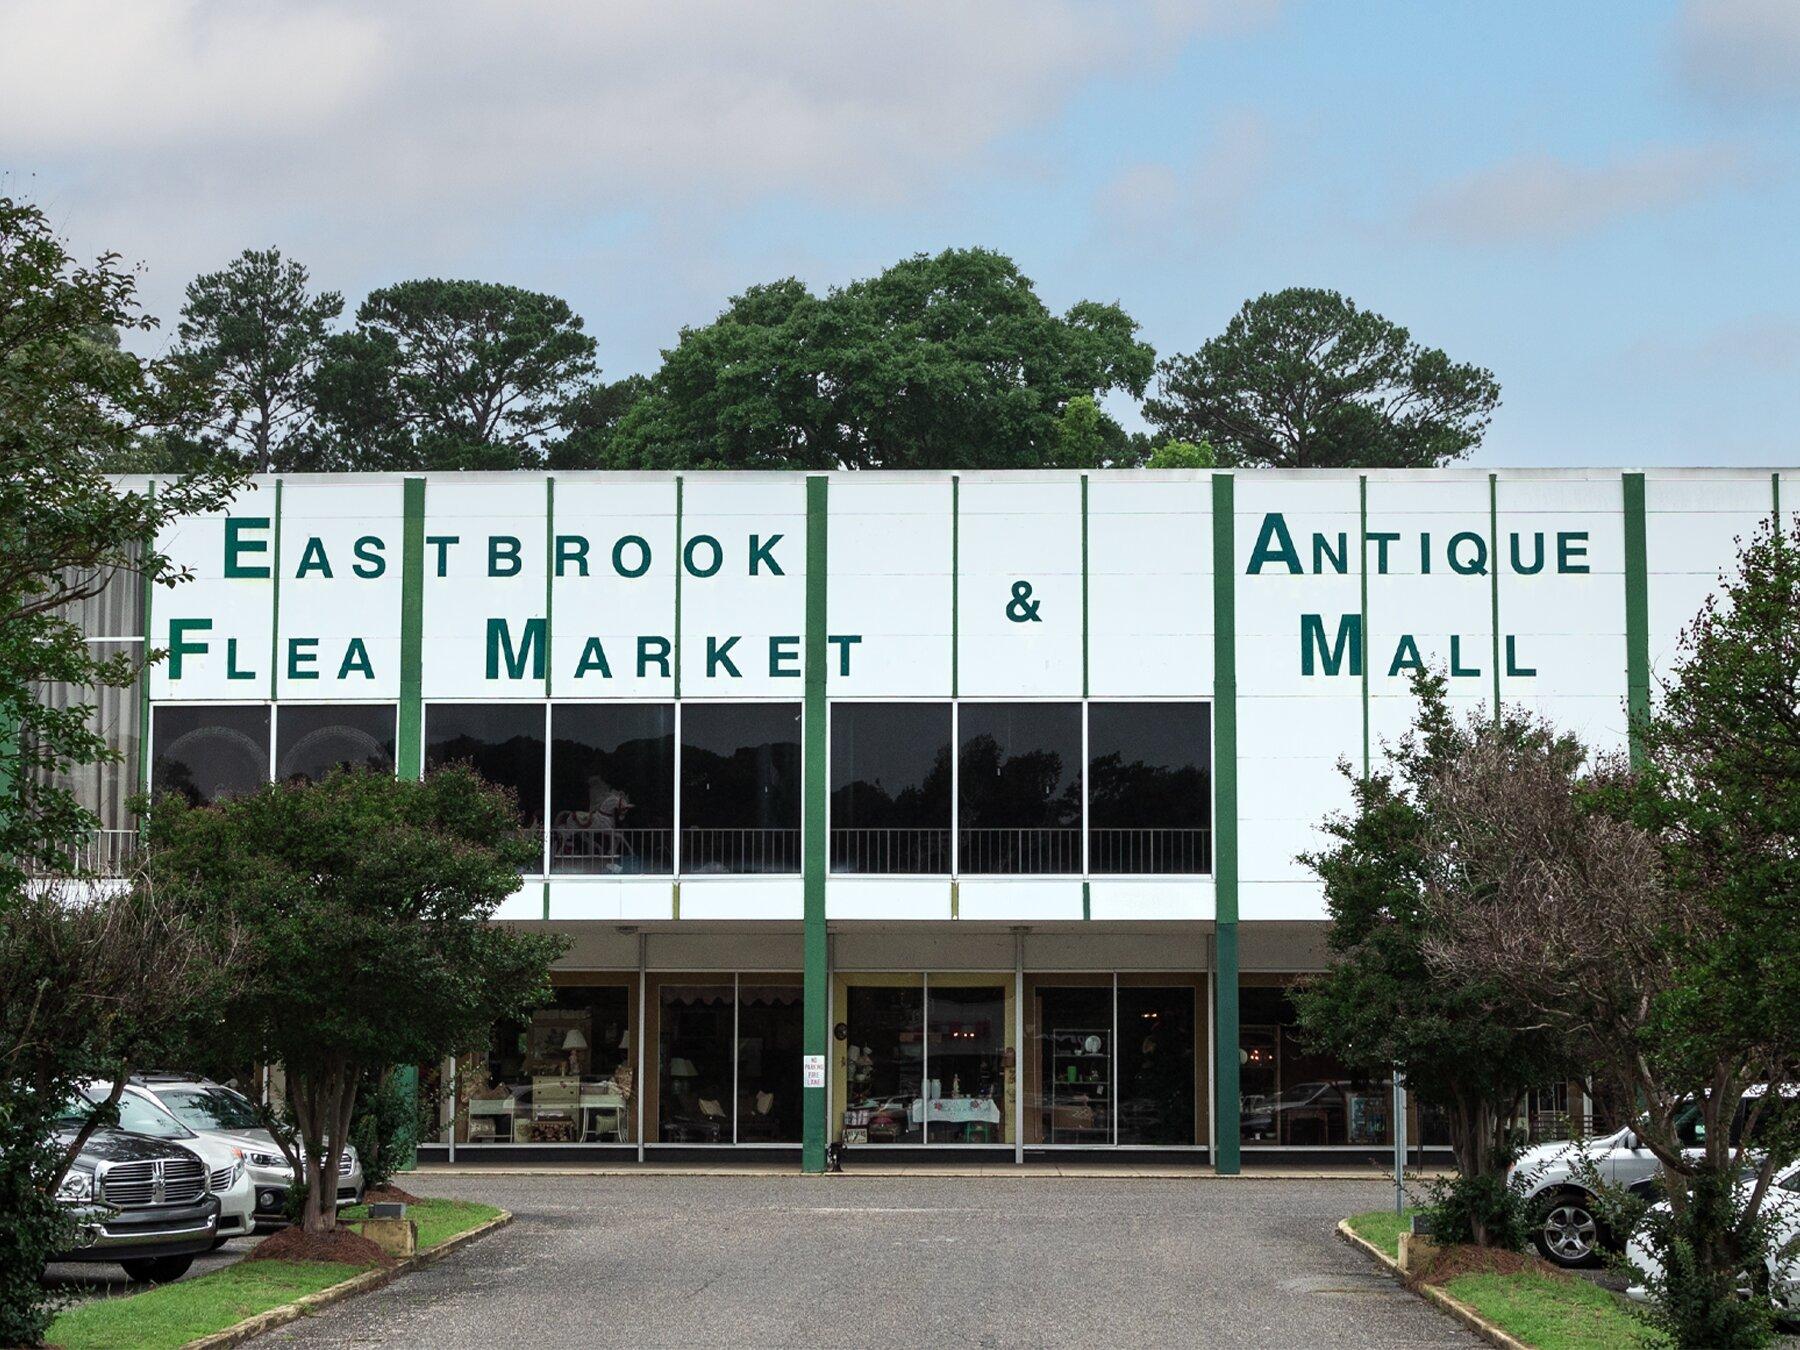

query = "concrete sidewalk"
[412,1160,1442,1180]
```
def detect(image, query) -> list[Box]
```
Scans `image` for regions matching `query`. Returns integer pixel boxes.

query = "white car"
[1626,1161,1800,1320]
[80,1082,255,1244]
[135,1075,366,1229]
[1512,1086,1796,1268]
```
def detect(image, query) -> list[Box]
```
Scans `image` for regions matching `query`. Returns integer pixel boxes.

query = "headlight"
[57,1170,94,1202]
[247,1150,289,1171]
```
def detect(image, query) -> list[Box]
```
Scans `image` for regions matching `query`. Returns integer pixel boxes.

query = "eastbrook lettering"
[1247,512,1592,680]
[162,519,865,684]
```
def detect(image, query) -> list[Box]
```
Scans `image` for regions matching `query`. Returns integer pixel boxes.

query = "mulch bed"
[1407,1241,1558,1288]
[244,1223,397,1269]
[361,1183,425,1205]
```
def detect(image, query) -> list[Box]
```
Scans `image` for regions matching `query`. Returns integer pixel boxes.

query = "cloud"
[1412,144,1742,245]
[1091,110,1272,251]
[1673,0,1800,106]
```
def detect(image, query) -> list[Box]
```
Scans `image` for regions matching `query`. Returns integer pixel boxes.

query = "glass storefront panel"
[679,703,802,874]
[957,702,1083,874]
[1240,984,1393,1146]
[275,703,396,783]
[925,985,1006,1143]
[152,704,271,805]
[424,703,546,833]
[1087,703,1212,874]
[550,703,674,875]
[736,984,803,1143]
[659,984,734,1142]
[1117,986,1196,1145]
[1033,985,1114,1144]
[829,702,952,874]
[471,984,634,1144]
[842,984,924,1143]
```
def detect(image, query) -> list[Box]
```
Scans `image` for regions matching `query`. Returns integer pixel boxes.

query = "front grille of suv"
[101,1156,207,1206]
[210,1163,235,1191]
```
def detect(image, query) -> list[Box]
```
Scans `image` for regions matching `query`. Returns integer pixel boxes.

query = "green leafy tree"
[604,248,1155,469]
[547,373,650,470]
[315,279,599,470]
[1292,671,1577,1246]
[166,247,344,472]
[1144,288,1499,468]
[1145,438,1216,469]
[141,767,565,1232]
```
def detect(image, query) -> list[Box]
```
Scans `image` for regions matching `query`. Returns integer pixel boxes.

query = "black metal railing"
[1088,827,1212,874]
[958,827,1083,874]
[681,828,802,874]
[550,825,675,875]
[829,828,953,874]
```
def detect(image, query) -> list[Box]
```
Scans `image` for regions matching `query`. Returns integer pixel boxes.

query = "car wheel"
[1535,1198,1603,1268]
[121,1255,194,1284]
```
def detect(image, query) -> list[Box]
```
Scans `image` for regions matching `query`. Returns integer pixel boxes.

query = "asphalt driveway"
[260,1172,1475,1348]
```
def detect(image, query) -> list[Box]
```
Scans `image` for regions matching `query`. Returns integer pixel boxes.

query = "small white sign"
[803,1054,826,1089]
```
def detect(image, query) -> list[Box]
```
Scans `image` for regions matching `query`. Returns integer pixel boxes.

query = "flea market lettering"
[1247,512,1593,680]
[163,519,864,683]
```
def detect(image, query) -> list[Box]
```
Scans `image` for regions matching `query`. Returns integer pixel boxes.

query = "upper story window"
[958,702,1082,874]
[829,703,951,874]
[1087,702,1212,874]
[152,704,271,806]
[680,703,801,874]
[550,704,674,876]
[425,703,545,834]
[276,704,396,784]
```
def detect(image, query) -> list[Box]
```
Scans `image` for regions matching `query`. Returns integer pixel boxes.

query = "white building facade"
[92,467,1793,1169]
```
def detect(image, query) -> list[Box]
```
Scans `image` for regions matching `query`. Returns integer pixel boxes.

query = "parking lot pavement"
[261,1174,1478,1348]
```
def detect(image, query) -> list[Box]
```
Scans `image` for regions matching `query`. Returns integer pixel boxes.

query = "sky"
[2,0,1797,466]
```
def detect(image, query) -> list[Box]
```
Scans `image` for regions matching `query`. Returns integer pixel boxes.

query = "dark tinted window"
[680,703,802,873]
[830,702,951,873]
[425,703,546,831]
[1088,703,1211,874]
[957,702,1081,873]
[1117,987,1196,1145]
[550,704,675,875]
[275,704,396,783]
[152,704,270,805]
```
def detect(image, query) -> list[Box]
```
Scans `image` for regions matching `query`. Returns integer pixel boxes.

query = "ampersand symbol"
[1005,579,1042,623]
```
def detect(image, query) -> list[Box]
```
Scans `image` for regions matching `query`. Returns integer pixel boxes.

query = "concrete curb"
[413,1164,1435,1181]
[183,1209,513,1350]
[1335,1220,1531,1350]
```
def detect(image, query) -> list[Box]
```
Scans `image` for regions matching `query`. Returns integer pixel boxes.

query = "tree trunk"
[292,1062,360,1234]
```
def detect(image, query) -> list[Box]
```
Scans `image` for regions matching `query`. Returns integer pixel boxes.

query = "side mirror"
[1623,1131,1640,1150]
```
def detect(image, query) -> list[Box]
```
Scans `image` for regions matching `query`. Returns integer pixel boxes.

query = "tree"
[1291,671,1577,1246]
[603,248,1155,470]
[1145,439,1216,469]
[1143,288,1500,468]
[1424,522,1800,1344]
[166,247,343,472]
[547,373,649,470]
[315,279,599,470]
[0,195,240,891]
[140,767,565,1232]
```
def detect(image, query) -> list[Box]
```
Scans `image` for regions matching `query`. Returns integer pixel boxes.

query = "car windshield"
[159,1085,263,1133]
[57,1089,194,1140]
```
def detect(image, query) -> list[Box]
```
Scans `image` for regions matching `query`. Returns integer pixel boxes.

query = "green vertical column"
[1488,473,1502,722]
[802,474,829,1174]
[1622,473,1650,769]
[397,478,426,781]
[1210,473,1240,1175]
[1358,475,1370,778]
[137,480,157,799]
[268,479,284,700]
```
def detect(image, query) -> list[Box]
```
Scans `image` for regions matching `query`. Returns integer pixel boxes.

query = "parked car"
[1511,1086,1796,1268]
[78,1082,255,1245]
[133,1074,365,1228]
[49,1100,221,1283]
[1625,1160,1800,1322]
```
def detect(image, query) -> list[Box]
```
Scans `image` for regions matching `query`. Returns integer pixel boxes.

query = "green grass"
[338,1196,502,1250]
[1445,1270,1662,1350]
[47,1260,363,1350]
[1347,1208,1416,1261]
[45,1196,502,1350]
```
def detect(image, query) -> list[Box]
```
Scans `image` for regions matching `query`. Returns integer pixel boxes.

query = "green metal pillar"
[397,478,426,781]
[1622,473,1650,769]
[802,475,830,1173]
[1211,473,1241,1175]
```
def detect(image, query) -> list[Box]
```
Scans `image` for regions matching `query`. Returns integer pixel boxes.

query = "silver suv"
[134,1075,365,1229]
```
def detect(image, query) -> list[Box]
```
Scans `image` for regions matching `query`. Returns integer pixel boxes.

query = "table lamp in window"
[561,1028,589,1075]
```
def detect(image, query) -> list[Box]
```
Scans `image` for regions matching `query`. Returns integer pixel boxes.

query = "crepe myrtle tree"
[141,765,566,1232]
[1424,521,1800,1344]
[1291,671,1578,1246]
